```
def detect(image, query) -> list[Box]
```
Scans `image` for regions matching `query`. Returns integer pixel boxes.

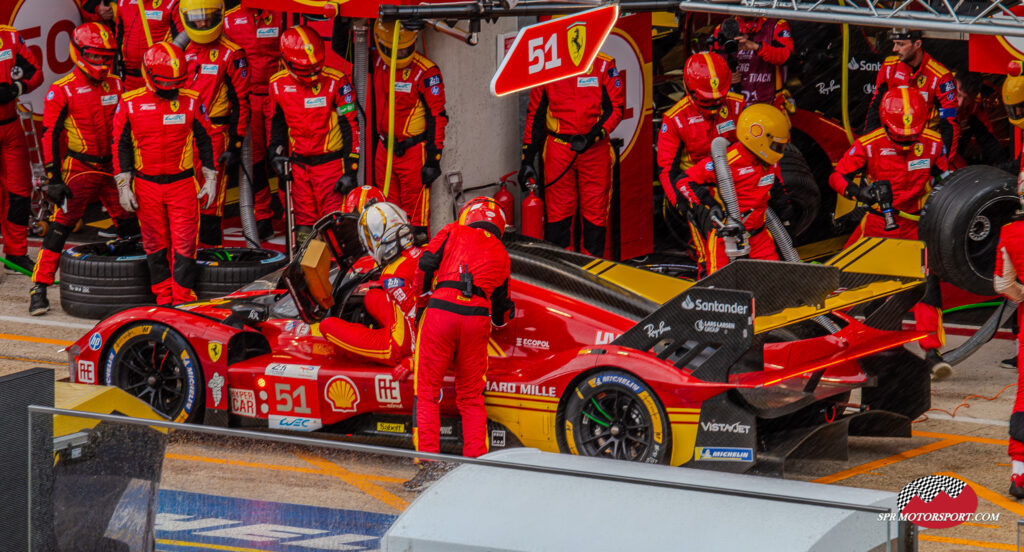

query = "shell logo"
[325,376,360,412]
[749,123,764,138]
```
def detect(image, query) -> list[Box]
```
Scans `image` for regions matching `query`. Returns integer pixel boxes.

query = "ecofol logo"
[897,475,978,529]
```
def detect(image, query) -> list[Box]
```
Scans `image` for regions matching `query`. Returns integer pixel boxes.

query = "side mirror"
[302,239,335,312]
[222,302,270,329]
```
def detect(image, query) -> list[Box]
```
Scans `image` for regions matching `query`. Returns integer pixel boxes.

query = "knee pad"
[581,218,606,257]
[545,218,572,248]
[7,193,29,226]
[146,248,171,284]
[199,214,223,246]
[173,251,197,291]
[42,222,71,253]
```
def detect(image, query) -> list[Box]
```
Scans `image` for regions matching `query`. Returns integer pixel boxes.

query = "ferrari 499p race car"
[68,213,939,475]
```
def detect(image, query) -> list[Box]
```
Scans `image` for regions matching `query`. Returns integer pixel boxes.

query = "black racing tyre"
[104,321,204,423]
[560,369,671,464]
[59,240,154,319]
[776,143,821,238]
[919,165,1018,296]
[195,248,287,300]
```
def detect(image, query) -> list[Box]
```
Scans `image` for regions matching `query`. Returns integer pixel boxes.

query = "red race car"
[68,213,939,474]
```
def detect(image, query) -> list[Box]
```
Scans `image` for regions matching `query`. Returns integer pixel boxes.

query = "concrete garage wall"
[425,18,521,233]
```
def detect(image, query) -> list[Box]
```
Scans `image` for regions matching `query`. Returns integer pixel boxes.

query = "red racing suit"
[657,92,745,203]
[113,0,183,90]
[185,37,250,246]
[33,69,134,286]
[371,52,447,231]
[321,247,423,365]
[866,52,960,157]
[269,67,360,226]
[223,6,284,224]
[995,219,1024,462]
[0,26,43,258]
[113,87,215,305]
[676,143,784,274]
[523,53,625,257]
[413,223,514,458]
[713,18,793,104]
[829,127,948,351]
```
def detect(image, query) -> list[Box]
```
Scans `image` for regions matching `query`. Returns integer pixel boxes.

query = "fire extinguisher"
[521,179,544,240]
[494,171,516,224]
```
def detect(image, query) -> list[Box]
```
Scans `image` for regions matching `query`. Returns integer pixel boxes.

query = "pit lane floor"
[4,239,1024,551]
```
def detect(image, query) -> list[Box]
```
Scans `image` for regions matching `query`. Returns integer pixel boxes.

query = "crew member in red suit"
[372,20,448,237]
[223,2,284,240]
[80,0,184,90]
[269,25,360,247]
[180,0,250,247]
[712,16,793,105]
[674,103,790,275]
[343,185,386,275]
[321,201,421,365]
[112,42,217,305]
[0,25,43,273]
[30,23,139,316]
[406,197,514,490]
[658,52,746,205]
[519,52,625,257]
[865,28,959,158]
[830,86,951,379]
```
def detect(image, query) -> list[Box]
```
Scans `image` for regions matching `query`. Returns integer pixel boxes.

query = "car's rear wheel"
[561,369,670,464]
[104,322,204,423]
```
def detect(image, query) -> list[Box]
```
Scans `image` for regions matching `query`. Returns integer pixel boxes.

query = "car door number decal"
[274,383,313,415]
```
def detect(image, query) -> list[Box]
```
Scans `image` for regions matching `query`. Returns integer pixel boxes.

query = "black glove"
[335,153,360,195]
[569,128,607,153]
[0,81,22,104]
[845,183,876,205]
[218,145,240,171]
[769,196,795,223]
[518,144,538,190]
[693,203,725,236]
[872,179,894,206]
[45,178,72,208]
[421,157,441,188]
[269,145,289,178]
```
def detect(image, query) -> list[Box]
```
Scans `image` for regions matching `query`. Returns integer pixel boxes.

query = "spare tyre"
[919,165,1018,296]
[776,143,821,238]
[59,239,154,319]
[195,247,288,299]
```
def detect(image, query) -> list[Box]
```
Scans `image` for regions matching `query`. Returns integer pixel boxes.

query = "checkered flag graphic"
[898,475,967,511]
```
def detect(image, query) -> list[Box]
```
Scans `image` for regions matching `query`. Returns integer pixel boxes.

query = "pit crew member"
[997,61,1024,377]
[711,17,793,105]
[269,25,360,247]
[343,185,387,275]
[865,28,959,158]
[180,0,251,247]
[519,52,624,257]
[93,0,184,90]
[0,25,43,274]
[673,103,791,275]
[372,20,448,236]
[410,197,514,485]
[30,23,139,316]
[112,42,217,305]
[830,86,951,379]
[658,52,745,206]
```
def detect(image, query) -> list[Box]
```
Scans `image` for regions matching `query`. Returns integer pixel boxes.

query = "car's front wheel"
[104,322,204,423]
[561,369,671,464]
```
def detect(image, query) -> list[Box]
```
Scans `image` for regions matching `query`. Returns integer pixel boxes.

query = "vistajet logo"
[700,421,751,434]
[681,296,748,315]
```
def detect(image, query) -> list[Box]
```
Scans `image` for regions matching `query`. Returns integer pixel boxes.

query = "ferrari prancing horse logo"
[568,23,586,67]
[914,143,924,156]
[208,341,222,362]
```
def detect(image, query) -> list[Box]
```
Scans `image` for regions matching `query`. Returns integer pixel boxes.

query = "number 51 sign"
[490,4,619,96]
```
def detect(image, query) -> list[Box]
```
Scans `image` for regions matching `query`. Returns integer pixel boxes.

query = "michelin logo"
[695,446,754,462]
[681,295,748,315]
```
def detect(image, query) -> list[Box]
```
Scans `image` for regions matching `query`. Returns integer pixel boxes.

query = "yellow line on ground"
[156,539,271,552]
[936,472,1024,519]
[917,535,1015,551]
[0,332,73,346]
[814,438,963,484]
[914,430,1007,446]
[294,451,410,512]
[164,453,405,484]
[962,522,1002,529]
[0,354,62,365]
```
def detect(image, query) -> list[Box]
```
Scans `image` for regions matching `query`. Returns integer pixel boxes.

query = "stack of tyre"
[59,241,286,318]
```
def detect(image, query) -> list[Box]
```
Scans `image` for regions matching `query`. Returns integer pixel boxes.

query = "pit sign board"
[490,4,619,96]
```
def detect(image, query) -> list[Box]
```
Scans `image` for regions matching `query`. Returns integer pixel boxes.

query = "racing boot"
[927,350,953,382]
[257,218,275,241]
[1001,355,1019,370]
[29,283,49,316]
[1010,474,1024,499]
[6,254,35,274]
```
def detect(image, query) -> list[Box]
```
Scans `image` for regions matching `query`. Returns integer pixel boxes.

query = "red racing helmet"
[684,52,731,110]
[70,22,117,82]
[142,42,188,93]
[458,196,508,237]
[280,25,325,86]
[343,185,386,214]
[880,86,928,147]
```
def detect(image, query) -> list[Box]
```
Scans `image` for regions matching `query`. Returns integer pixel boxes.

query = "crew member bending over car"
[659,52,746,207]
[31,23,139,316]
[674,103,791,275]
[406,197,514,489]
[830,86,951,380]
[112,43,217,306]
[320,201,422,366]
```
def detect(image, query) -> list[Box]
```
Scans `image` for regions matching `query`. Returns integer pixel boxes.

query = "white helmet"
[357,201,414,267]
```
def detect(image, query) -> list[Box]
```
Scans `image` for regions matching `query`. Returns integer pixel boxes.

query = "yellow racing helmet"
[179,0,224,45]
[1003,61,1024,129]
[374,19,418,69]
[736,103,791,165]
